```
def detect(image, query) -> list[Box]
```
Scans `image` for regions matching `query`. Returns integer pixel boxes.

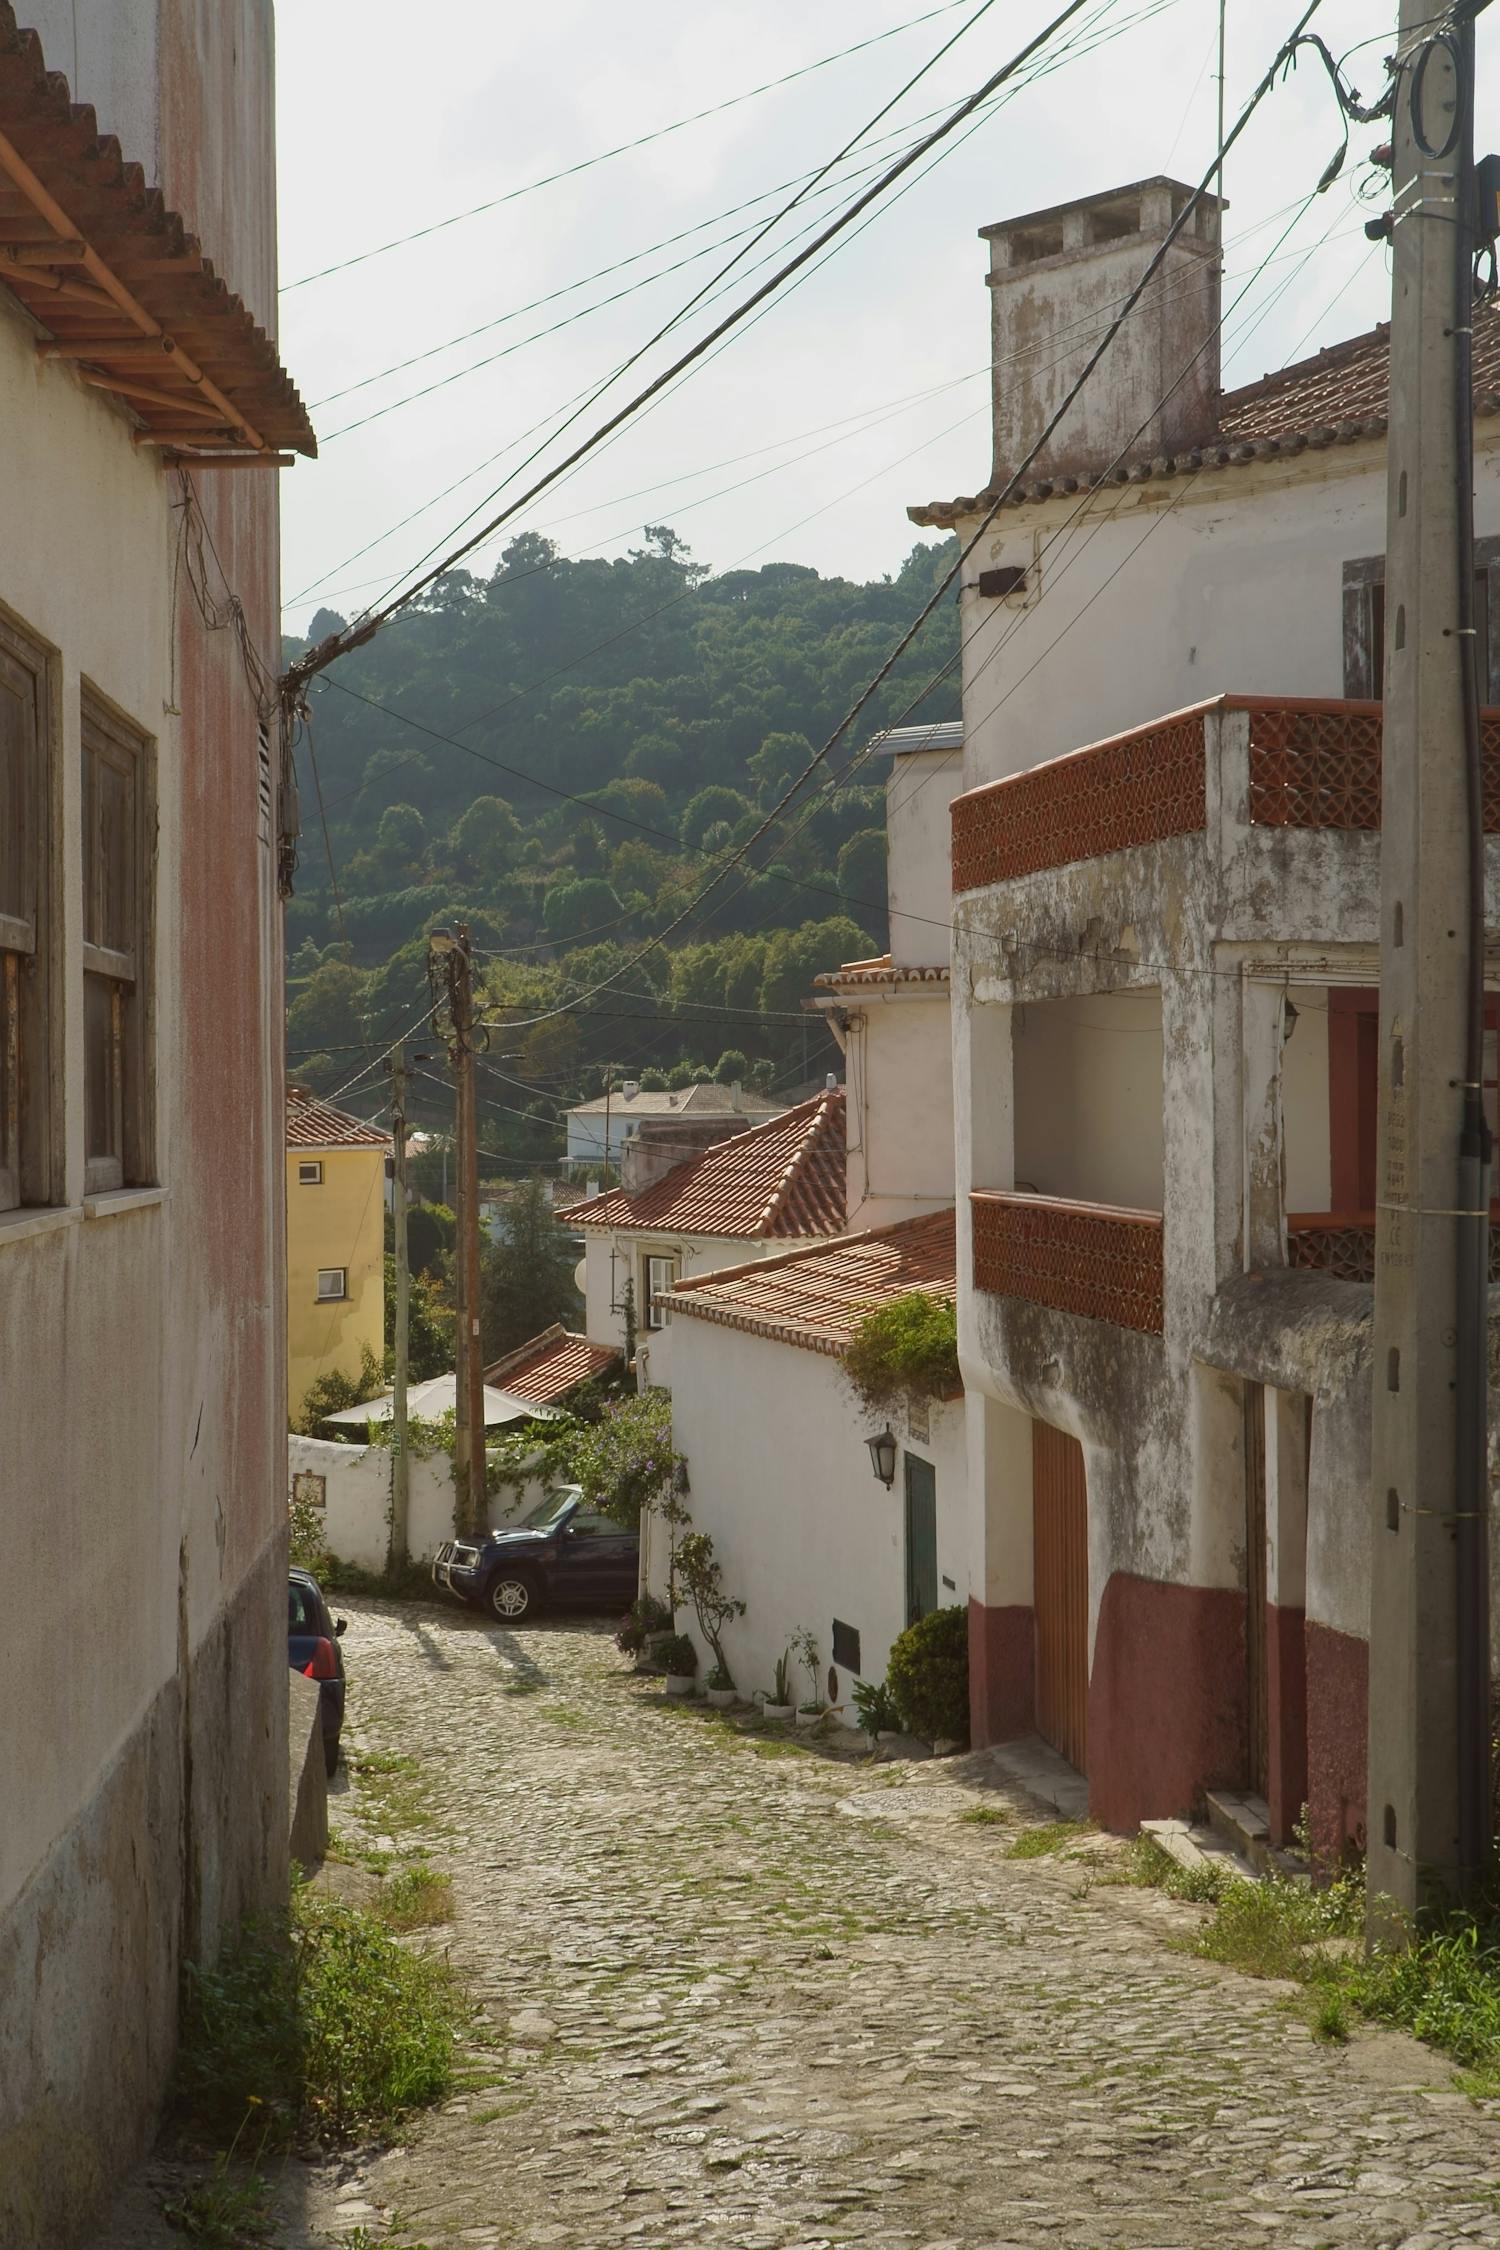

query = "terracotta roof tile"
[560,1090,846,1241]
[287,1088,387,1151]
[0,8,314,460]
[909,298,1500,527]
[668,1207,957,1360]
[814,953,950,988]
[482,1325,621,1407]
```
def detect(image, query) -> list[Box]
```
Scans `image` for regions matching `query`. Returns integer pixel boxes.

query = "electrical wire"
[281,1,983,291]
[283,0,1110,684]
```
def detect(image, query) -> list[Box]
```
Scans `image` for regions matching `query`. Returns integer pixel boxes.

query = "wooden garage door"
[1032,1423,1089,1773]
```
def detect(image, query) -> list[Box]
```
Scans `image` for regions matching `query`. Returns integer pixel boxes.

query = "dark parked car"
[433,1487,639,1623]
[288,1567,347,1775]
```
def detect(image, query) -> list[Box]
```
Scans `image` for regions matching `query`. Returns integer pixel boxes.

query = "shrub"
[173,1880,467,2148]
[615,1593,672,1654]
[842,1293,959,1419]
[886,1605,969,1744]
[851,1676,900,1737]
[660,1632,698,1676]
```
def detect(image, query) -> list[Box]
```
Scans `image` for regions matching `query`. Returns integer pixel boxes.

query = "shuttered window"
[81,696,152,1194]
[0,622,50,1214]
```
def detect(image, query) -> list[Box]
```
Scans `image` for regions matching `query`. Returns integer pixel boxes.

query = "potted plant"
[661,1632,699,1697]
[852,1675,901,1749]
[790,1625,824,1724]
[615,1592,672,1661]
[761,1651,795,1721]
[705,1663,737,1708]
[675,1530,745,1700]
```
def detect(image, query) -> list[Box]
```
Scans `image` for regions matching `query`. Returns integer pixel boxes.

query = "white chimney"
[826,1073,838,1093]
[622,1080,640,1101]
[730,1080,742,1110]
[983,177,1222,488]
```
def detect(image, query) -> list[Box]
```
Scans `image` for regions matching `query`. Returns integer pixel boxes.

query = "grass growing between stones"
[959,1804,1010,1827]
[172,1877,469,2150]
[159,2166,273,2243]
[376,1864,455,1932]
[1128,1844,1500,2091]
[1004,1819,1093,1860]
[347,1746,441,1834]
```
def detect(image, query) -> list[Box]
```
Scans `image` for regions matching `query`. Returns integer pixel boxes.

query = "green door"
[904,1454,938,1624]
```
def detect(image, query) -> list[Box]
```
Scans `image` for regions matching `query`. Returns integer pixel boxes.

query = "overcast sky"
[274,1,1449,637]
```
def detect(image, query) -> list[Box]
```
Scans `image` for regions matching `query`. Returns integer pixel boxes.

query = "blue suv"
[433,1487,638,1623]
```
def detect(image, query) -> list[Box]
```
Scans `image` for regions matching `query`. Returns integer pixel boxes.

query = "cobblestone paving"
[296,1596,1500,2250]
[85,1594,1500,2250]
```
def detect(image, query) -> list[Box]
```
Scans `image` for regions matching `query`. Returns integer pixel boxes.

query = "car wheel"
[488,1569,540,1623]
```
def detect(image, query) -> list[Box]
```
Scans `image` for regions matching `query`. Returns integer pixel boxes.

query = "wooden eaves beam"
[0,120,270,454]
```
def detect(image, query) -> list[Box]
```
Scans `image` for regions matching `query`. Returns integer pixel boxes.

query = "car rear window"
[288,1580,320,1633]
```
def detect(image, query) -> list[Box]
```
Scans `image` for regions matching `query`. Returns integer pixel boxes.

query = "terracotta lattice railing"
[971,1190,1164,1335]
[950,710,1207,892]
[1288,1212,1500,1285]
[950,697,1500,893]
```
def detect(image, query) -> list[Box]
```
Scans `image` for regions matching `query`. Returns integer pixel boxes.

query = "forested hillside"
[284,528,958,1164]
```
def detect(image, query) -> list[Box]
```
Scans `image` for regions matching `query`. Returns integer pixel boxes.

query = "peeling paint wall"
[0,8,287,2243]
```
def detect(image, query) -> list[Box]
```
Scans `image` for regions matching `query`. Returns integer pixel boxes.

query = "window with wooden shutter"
[0,620,50,1214]
[1344,540,1500,701]
[81,695,152,1194]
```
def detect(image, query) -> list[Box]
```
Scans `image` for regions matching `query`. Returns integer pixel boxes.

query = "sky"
[274,1,1449,639]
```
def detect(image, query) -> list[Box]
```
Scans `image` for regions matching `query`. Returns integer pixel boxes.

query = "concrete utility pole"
[602,1064,614,1191]
[1367,1,1491,1927]
[387,1043,411,1576]
[431,926,488,1534]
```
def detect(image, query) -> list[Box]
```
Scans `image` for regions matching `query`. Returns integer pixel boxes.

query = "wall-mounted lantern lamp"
[866,1428,897,1487]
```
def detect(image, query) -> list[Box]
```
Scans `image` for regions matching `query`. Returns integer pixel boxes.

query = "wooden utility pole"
[1367,2,1491,1926]
[387,1044,411,1575]
[602,1065,614,1191]
[431,926,488,1533]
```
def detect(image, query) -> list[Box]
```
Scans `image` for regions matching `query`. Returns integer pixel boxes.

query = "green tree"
[384,1255,451,1382]
[760,917,870,1017]
[713,1048,750,1084]
[449,796,520,882]
[835,828,888,933]
[477,1177,582,1360]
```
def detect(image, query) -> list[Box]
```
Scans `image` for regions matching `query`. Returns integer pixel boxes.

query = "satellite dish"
[573,1259,587,1294]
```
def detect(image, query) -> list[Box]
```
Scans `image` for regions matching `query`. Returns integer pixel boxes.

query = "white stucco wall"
[953,443,1500,796]
[290,1435,545,1573]
[662,1320,966,1712]
[1012,989,1165,1210]
[583,1227,841,1389]
[885,745,960,969]
[843,989,955,1228]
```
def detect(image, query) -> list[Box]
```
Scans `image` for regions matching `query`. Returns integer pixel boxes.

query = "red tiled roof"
[668,1207,957,1361]
[909,297,1500,527]
[814,953,950,988]
[560,1091,846,1241]
[0,8,314,462]
[287,1088,387,1151]
[483,1325,621,1406]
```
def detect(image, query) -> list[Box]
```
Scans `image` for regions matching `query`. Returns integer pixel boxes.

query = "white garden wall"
[289,1436,547,1572]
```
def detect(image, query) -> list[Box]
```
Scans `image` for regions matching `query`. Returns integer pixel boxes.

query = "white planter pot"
[761,1701,795,1722]
[795,1706,826,1729]
[664,1673,697,1698]
[705,1687,737,1708]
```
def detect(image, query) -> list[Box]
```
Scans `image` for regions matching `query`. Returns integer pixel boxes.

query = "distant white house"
[559,1088,848,1390]
[660,1211,962,1712]
[565,1079,784,1168]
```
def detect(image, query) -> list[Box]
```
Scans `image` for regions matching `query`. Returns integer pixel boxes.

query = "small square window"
[316,1267,347,1301]
[298,1159,323,1185]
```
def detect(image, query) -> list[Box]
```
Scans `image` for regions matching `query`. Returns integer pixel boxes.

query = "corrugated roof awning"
[0,8,315,466]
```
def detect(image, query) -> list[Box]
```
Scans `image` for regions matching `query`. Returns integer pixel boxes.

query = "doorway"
[1032,1422,1088,1772]
[904,1454,938,1625]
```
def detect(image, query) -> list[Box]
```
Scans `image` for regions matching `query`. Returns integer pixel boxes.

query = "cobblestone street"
[87,1593,1500,2250]
[277,1595,1500,2250]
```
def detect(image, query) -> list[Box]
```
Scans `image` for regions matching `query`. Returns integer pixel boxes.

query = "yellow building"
[286,1088,389,1423]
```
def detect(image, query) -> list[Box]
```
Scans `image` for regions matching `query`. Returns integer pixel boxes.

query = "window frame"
[81,690,154,1197]
[1343,540,1500,702]
[0,614,53,1216]
[643,1251,678,1330]
[315,1267,348,1302]
[297,1159,324,1185]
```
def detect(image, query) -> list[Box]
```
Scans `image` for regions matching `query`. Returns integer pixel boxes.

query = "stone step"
[1140,1815,1260,1885]
[1203,1790,1310,1882]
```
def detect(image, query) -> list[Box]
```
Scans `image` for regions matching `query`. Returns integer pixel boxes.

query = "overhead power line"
[281,0,982,291]
[282,0,1107,693]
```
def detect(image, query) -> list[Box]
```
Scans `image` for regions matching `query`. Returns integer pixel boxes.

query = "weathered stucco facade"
[909,174,1500,1851]
[0,9,300,2242]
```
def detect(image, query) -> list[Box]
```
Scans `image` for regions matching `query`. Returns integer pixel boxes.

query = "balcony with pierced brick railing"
[950,695,1500,894]
[1287,1212,1500,1286]
[971,1190,1164,1335]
